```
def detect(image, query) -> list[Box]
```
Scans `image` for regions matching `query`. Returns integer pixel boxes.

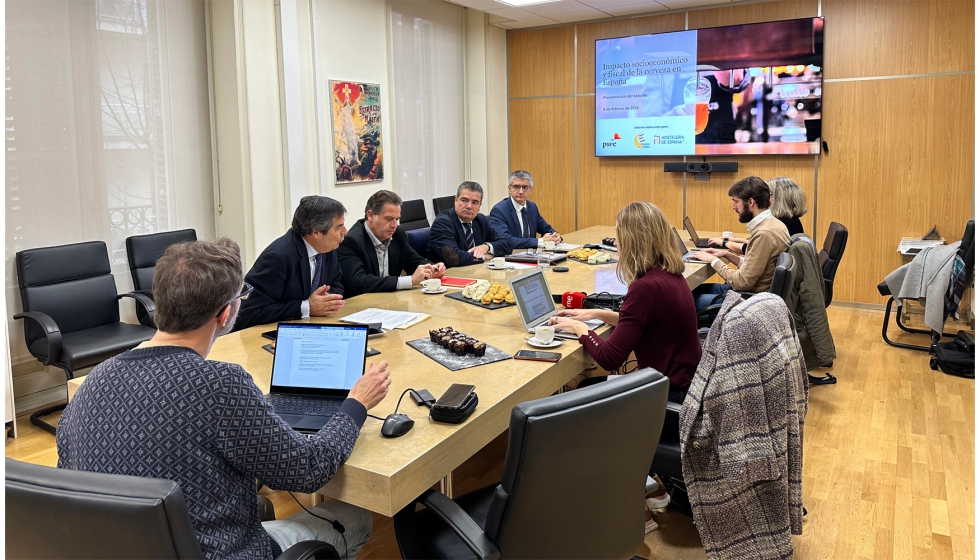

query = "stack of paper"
[340,308,429,330]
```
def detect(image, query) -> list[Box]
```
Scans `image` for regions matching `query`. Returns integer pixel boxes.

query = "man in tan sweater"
[692,176,791,310]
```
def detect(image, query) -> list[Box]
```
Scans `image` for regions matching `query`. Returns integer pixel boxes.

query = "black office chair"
[879,220,974,352]
[432,195,455,216]
[400,199,429,231]
[819,222,848,307]
[125,229,198,327]
[14,241,156,434]
[407,228,431,258]
[5,458,338,559]
[696,251,795,330]
[394,369,669,559]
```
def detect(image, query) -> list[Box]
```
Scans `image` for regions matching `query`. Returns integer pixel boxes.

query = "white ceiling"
[445,0,741,29]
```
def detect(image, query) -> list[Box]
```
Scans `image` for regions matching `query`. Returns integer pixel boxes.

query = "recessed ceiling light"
[494,0,562,7]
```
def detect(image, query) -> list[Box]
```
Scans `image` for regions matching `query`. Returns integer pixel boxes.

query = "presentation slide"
[595,18,823,157]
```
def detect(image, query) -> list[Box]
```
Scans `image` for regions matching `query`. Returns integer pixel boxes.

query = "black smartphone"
[262,330,277,341]
[514,350,562,363]
[434,384,475,410]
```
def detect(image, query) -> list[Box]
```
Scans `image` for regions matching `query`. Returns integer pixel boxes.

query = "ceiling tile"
[442,0,511,11]
[599,1,669,16]
[519,0,594,16]
[550,8,613,22]
[655,0,729,9]
[503,15,565,27]
[485,6,541,19]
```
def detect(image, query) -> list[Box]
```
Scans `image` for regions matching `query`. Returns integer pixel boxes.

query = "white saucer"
[525,337,563,349]
[487,264,513,270]
[421,287,448,294]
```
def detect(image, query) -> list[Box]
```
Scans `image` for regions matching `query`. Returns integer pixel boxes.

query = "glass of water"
[537,249,551,268]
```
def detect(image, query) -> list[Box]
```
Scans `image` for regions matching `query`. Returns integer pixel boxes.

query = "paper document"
[897,238,944,255]
[555,243,581,251]
[341,308,429,330]
[582,319,604,329]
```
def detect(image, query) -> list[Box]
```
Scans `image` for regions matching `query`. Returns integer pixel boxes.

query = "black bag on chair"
[583,292,626,312]
[929,331,975,378]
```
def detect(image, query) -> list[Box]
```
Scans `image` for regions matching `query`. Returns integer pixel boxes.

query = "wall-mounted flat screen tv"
[595,17,823,157]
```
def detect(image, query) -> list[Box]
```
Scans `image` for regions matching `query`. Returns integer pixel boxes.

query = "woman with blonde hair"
[551,201,700,398]
[551,201,701,532]
[768,176,807,235]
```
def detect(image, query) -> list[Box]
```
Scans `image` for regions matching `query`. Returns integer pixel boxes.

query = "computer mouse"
[381,413,415,438]
[553,266,569,273]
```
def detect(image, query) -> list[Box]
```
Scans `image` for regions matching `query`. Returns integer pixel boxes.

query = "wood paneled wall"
[507,0,974,304]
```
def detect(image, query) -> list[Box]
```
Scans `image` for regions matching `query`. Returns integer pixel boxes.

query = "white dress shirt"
[511,197,546,248]
[299,238,318,318]
[365,227,413,290]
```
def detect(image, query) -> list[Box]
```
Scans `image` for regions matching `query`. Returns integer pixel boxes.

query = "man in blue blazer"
[234,196,347,331]
[488,170,562,250]
[428,181,513,268]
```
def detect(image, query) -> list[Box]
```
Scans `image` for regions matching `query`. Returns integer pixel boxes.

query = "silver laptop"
[673,227,704,263]
[510,269,578,339]
[267,323,368,433]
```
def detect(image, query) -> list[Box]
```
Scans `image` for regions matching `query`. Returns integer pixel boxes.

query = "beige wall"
[506,0,974,304]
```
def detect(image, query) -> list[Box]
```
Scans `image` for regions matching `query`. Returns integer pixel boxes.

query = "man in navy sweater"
[488,169,562,250]
[427,181,512,268]
[57,238,391,559]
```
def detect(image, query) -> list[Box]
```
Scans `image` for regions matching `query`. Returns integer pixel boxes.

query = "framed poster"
[330,81,383,184]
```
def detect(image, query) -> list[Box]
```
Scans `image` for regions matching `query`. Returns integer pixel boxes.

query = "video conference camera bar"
[664,161,738,181]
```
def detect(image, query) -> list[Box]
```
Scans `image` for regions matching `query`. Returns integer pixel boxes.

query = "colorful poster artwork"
[330,81,383,184]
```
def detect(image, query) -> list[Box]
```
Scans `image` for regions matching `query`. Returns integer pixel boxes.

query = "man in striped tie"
[427,181,513,268]
[234,196,348,331]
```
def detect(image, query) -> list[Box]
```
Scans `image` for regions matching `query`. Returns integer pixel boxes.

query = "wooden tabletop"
[68,224,718,517]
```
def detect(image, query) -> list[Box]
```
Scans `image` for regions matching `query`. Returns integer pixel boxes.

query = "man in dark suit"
[234,196,347,331]
[427,181,512,268]
[338,189,446,298]
[488,169,562,250]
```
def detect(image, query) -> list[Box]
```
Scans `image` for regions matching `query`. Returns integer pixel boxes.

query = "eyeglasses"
[509,184,532,191]
[216,282,253,317]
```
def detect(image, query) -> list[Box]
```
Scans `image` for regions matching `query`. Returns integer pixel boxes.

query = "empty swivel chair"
[432,195,455,216]
[14,241,156,434]
[400,199,429,231]
[407,228,431,258]
[5,458,338,559]
[819,222,848,307]
[126,229,198,327]
[394,369,669,559]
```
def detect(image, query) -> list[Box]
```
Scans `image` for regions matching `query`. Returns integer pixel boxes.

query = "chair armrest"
[275,540,339,560]
[118,292,156,325]
[696,304,723,329]
[665,400,683,417]
[13,311,62,366]
[417,490,501,560]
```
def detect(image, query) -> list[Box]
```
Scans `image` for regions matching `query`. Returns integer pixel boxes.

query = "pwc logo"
[602,133,622,149]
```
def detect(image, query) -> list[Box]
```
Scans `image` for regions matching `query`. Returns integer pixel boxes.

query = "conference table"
[69,225,718,517]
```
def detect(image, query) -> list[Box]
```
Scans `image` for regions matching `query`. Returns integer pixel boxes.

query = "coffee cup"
[544,240,556,251]
[534,325,555,344]
[422,278,441,291]
[722,231,733,238]
[491,257,506,268]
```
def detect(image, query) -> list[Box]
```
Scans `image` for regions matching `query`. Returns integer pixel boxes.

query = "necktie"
[520,207,530,238]
[310,253,323,296]
[463,222,475,249]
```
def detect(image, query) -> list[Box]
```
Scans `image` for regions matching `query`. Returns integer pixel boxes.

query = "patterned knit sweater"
[56,345,367,560]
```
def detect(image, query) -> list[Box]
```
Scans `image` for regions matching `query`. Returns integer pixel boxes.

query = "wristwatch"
[722,237,730,249]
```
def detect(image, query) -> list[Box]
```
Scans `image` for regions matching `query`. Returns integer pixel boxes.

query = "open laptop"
[673,227,704,263]
[510,269,579,339]
[683,216,722,249]
[267,323,368,433]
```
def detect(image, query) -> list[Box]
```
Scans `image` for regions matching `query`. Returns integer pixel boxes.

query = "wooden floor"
[6,305,974,559]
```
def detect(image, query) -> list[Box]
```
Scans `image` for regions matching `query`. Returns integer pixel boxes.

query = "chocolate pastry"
[472,342,486,357]
[440,335,453,348]
[429,329,440,342]
[452,341,467,356]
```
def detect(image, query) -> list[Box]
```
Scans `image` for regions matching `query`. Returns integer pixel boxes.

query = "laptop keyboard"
[269,394,342,417]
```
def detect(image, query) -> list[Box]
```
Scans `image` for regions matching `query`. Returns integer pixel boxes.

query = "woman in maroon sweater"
[550,201,701,403]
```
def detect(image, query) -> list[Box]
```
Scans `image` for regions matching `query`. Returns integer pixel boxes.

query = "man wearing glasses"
[489,170,562,250]
[428,181,512,268]
[58,238,388,558]
[234,196,348,331]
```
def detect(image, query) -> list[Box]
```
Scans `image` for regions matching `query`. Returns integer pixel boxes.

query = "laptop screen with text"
[271,324,367,395]
[511,270,557,329]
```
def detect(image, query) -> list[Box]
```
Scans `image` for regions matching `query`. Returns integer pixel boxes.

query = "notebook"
[673,227,704,263]
[683,216,722,249]
[509,269,578,339]
[440,276,477,288]
[267,323,368,433]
